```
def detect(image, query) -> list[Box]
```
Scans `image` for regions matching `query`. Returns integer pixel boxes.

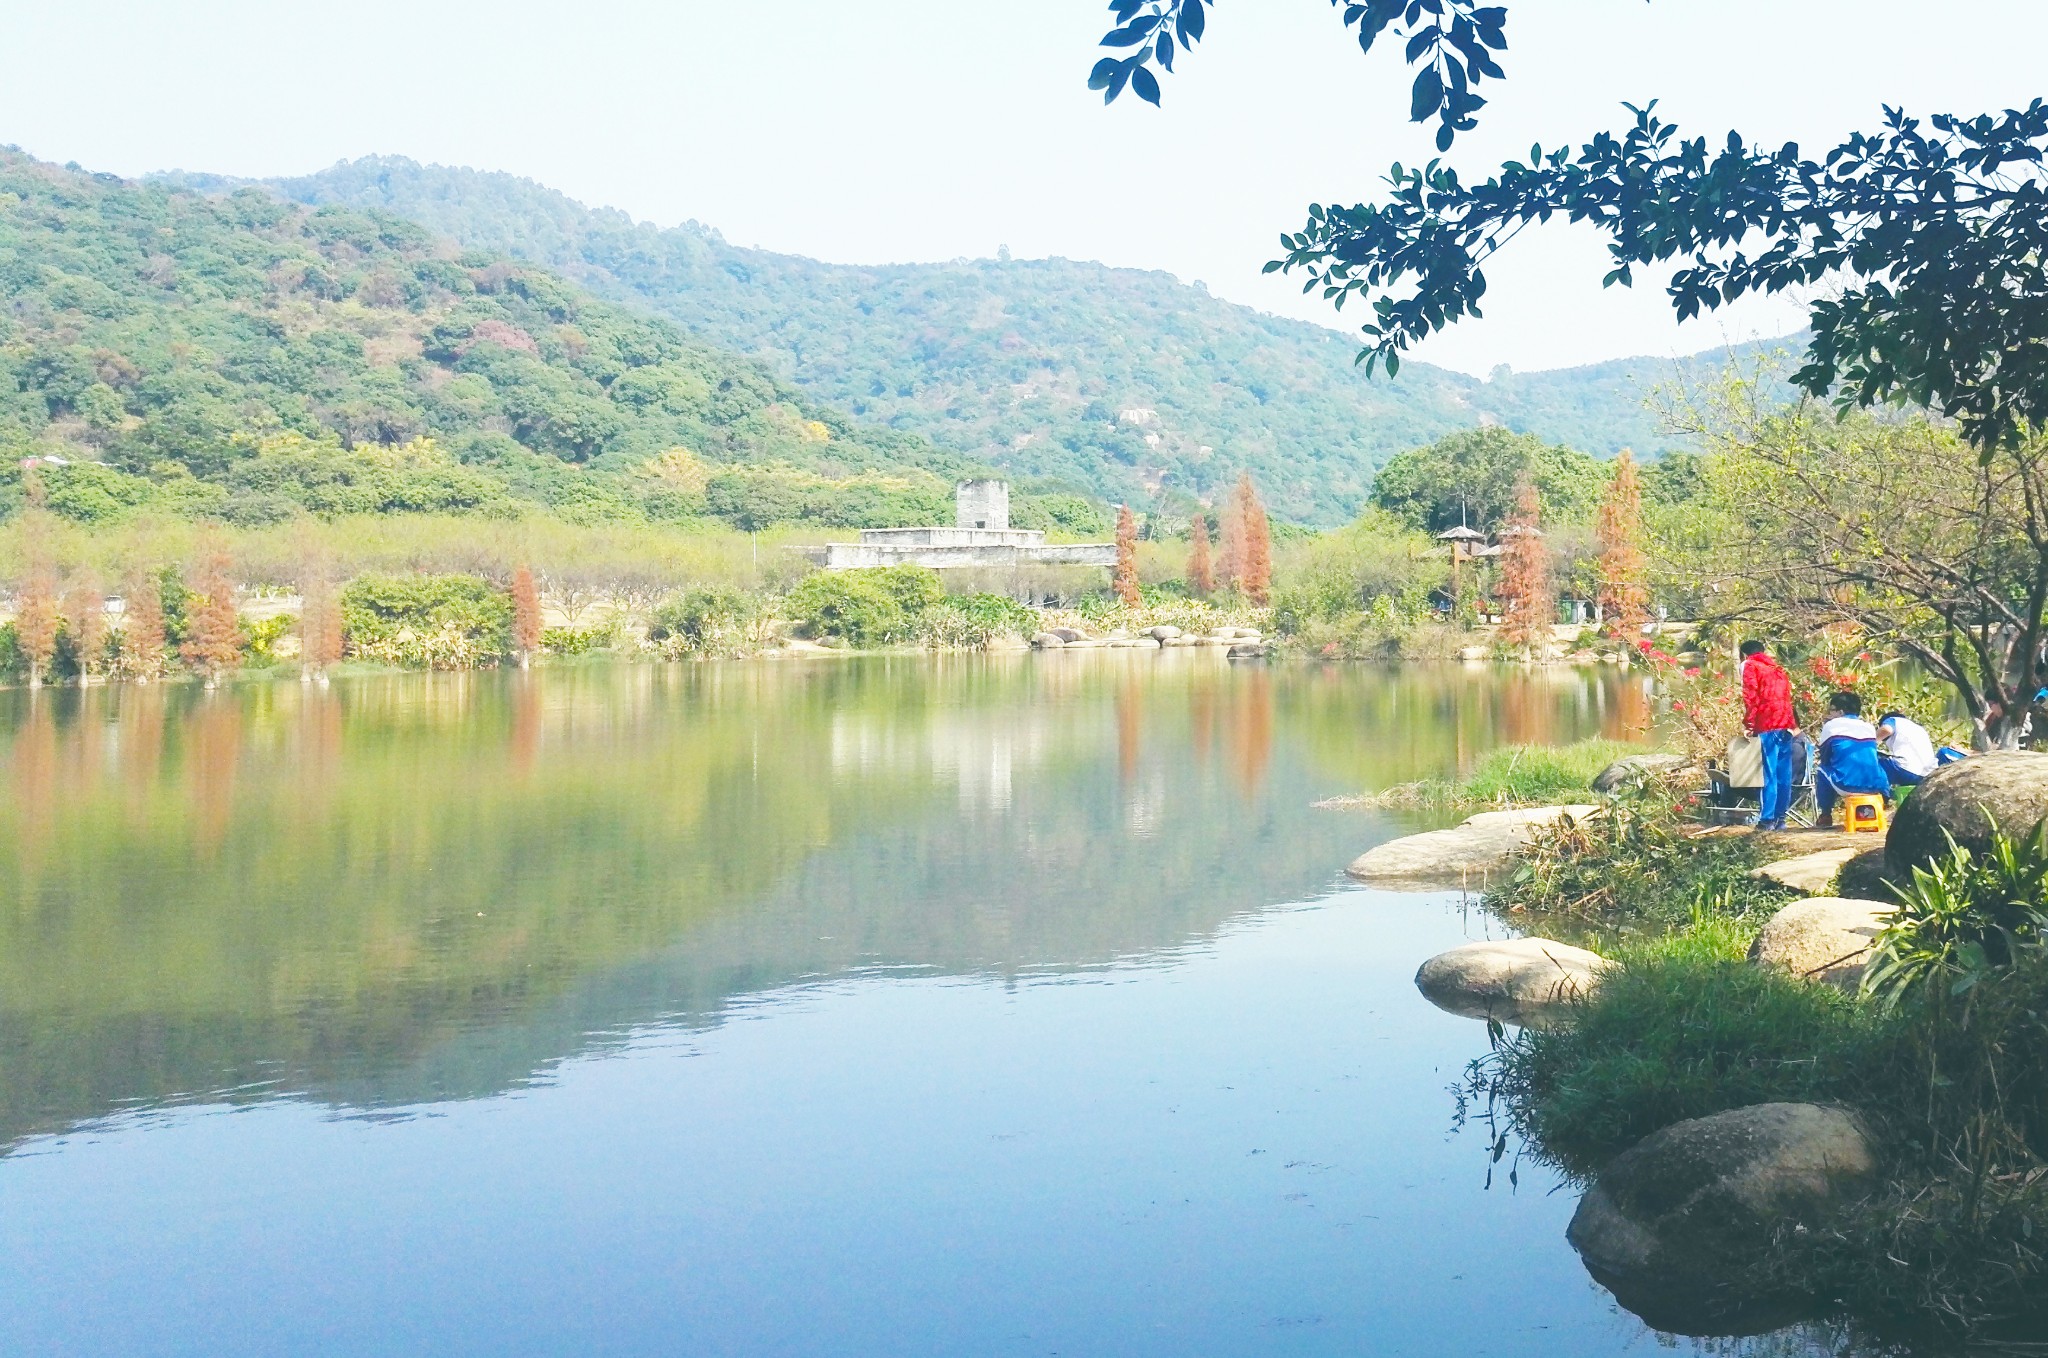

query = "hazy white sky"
[2,1,2042,375]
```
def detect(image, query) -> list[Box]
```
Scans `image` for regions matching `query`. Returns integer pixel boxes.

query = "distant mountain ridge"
[213,156,1799,525]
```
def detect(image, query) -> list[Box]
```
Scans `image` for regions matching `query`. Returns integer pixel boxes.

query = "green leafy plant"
[1865,822,2048,1014]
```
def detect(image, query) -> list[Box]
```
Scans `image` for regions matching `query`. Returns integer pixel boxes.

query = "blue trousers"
[1758,728,1795,824]
[1879,756,1926,787]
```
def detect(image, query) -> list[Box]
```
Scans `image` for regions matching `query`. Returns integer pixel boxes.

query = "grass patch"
[1467,803,2048,1339]
[1485,797,1795,947]
[1355,738,1651,809]
[1474,947,1875,1177]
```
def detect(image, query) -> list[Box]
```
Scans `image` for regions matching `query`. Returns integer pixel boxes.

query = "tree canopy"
[247,155,1742,525]
[0,152,1101,535]
[1097,2,2048,449]
[1368,427,1608,533]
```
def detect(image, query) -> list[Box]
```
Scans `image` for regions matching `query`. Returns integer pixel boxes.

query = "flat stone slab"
[1347,805,1601,888]
[1748,897,1890,990]
[1749,848,1862,895]
[1415,936,1612,1024]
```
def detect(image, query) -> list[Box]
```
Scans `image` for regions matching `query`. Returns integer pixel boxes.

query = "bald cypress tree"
[1496,478,1554,658]
[1595,449,1650,640]
[1113,505,1141,607]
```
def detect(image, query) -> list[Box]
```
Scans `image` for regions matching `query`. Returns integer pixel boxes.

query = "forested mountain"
[232,155,1798,524]
[0,150,1116,535]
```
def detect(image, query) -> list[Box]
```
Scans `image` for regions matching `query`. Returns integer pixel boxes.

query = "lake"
[0,654,1840,1356]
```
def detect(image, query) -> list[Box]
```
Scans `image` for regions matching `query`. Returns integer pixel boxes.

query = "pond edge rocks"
[1747,897,1890,991]
[1887,750,2048,876]
[1413,936,1612,1025]
[1347,805,1601,887]
[1567,1102,1877,1335]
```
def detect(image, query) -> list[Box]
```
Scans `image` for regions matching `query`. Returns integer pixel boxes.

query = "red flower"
[1683,667,1701,677]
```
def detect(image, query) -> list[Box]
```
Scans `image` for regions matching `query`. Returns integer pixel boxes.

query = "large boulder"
[1346,806,1601,888]
[1030,632,1066,649]
[1747,897,1890,990]
[1414,936,1611,1024]
[1590,753,1689,794]
[1887,751,2048,876]
[1568,1103,1877,1335]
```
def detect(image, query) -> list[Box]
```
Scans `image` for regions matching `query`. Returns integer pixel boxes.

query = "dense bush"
[340,573,512,669]
[919,593,1036,647]
[783,566,944,647]
[540,621,621,655]
[1270,509,1450,642]
[646,588,758,657]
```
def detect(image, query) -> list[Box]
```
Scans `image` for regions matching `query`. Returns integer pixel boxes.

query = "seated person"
[1876,711,1941,786]
[1815,691,1891,827]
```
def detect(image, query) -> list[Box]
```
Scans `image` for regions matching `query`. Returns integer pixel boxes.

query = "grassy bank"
[1343,738,1652,811]
[1472,800,2048,1342]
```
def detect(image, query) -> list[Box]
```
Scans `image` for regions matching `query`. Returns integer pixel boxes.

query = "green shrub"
[871,564,945,617]
[340,573,511,669]
[784,566,942,647]
[241,613,295,665]
[540,621,621,655]
[646,587,758,657]
[1271,509,1449,630]
[920,593,1036,647]
[1866,822,2048,1014]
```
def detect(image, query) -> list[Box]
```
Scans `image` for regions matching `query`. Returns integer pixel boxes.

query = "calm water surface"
[0,655,1832,1356]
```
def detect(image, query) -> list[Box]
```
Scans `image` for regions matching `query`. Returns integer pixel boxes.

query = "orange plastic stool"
[1839,793,1887,835]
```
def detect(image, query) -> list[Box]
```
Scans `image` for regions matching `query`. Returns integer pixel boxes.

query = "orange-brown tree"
[1238,473,1273,606]
[63,572,107,683]
[1217,483,1246,592]
[15,560,59,689]
[120,569,167,681]
[1186,514,1214,596]
[1496,478,1556,658]
[181,541,244,686]
[1595,449,1651,639]
[1113,505,1142,606]
[299,570,345,676]
[511,564,543,666]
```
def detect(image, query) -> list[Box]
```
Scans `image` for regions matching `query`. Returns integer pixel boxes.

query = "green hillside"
[0,149,1111,537]
[239,155,1797,525]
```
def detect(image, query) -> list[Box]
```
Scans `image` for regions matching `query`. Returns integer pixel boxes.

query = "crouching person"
[1815,691,1890,829]
[1875,711,1941,787]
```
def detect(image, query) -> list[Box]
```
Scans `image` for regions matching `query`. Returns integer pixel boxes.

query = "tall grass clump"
[1363,738,1650,809]
[1474,948,1875,1177]
[1488,797,1794,942]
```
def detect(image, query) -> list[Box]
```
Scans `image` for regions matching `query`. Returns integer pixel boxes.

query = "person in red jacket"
[1740,640,1798,829]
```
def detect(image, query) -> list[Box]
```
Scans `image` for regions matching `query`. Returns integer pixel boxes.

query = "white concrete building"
[803,481,1117,571]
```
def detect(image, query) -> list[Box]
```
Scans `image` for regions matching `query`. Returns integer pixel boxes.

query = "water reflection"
[0,656,1639,1154]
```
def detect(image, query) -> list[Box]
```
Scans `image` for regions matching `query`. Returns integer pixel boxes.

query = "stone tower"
[955,479,1010,531]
